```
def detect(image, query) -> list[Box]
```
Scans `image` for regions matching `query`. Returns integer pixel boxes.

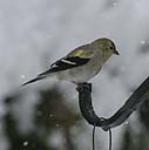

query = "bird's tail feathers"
[22,68,56,86]
[22,75,46,86]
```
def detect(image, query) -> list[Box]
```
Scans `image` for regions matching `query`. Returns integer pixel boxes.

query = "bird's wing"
[39,48,94,76]
[68,45,94,58]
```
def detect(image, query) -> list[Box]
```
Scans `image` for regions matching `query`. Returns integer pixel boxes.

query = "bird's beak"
[114,49,119,55]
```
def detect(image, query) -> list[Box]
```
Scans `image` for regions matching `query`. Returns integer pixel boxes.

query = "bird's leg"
[74,82,90,91]
[71,81,82,91]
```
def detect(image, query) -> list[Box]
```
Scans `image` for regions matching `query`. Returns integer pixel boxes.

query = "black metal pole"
[77,76,149,131]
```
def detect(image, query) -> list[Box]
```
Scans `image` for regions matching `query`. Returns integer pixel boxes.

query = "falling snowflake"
[140,40,146,45]
[23,141,29,147]
[21,75,26,79]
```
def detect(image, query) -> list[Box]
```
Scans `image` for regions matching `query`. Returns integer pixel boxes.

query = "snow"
[0,0,149,149]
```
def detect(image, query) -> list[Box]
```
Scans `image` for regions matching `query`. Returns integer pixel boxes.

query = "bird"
[22,38,119,86]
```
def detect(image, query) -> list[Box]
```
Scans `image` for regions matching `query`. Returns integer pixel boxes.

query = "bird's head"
[91,38,119,58]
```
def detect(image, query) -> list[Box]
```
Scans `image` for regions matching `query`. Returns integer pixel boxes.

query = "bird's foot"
[74,82,91,92]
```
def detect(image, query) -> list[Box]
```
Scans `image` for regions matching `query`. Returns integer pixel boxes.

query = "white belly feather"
[56,55,102,83]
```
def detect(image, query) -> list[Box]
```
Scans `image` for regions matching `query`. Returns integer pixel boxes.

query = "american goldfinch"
[23,38,119,86]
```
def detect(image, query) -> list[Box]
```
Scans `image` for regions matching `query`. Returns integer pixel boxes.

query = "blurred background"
[0,0,149,149]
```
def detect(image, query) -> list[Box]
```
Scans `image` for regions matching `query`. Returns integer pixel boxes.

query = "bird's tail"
[22,68,56,86]
[22,75,46,86]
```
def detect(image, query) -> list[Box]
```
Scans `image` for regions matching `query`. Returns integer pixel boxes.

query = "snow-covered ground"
[0,0,149,149]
